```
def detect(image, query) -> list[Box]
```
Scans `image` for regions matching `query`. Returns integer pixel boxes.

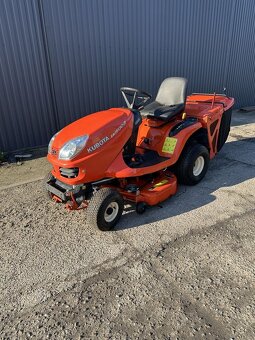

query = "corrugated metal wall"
[0,0,58,152]
[1,0,255,152]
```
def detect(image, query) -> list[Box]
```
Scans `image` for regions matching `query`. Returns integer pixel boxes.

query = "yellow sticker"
[153,179,168,188]
[162,137,177,154]
[149,179,169,191]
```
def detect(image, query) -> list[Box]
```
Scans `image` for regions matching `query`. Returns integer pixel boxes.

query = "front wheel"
[175,144,209,185]
[86,188,124,231]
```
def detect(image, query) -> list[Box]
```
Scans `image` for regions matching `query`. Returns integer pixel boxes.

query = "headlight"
[48,132,59,154]
[59,135,89,160]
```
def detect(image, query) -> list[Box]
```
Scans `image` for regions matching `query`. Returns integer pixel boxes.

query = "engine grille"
[59,167,79,178]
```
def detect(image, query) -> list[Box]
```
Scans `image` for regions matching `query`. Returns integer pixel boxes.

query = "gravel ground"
[0,111,254,339]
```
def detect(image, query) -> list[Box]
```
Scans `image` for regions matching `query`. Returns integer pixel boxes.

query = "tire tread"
[175,143,209,185]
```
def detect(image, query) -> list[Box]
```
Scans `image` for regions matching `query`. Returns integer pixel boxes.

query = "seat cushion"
[140,101,161,116]
[141,101,185,122]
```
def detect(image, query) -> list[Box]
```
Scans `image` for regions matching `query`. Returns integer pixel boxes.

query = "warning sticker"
[162,137,177,154]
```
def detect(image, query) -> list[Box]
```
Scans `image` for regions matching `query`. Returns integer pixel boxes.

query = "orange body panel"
[47,108,133,184]
[105,120,202,178]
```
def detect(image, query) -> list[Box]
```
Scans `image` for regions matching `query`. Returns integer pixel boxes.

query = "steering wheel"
[120,87,152,110]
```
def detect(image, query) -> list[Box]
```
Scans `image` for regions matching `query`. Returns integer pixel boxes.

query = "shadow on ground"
[231,110,255,126]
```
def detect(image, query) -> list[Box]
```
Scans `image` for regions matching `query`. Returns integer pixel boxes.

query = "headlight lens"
[48,132,59,154]
[59,135,89,160]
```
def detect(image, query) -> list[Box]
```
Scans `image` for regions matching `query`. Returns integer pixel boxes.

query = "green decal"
[162,137,177,154]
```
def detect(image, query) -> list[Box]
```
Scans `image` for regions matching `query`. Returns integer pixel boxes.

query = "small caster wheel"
[136,202,147,214]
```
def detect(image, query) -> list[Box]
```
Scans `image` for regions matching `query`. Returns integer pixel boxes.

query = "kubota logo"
[87,136,110,153]
[87,120,127,153]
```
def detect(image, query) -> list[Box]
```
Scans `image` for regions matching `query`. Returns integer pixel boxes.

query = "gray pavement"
[0,110,254,339]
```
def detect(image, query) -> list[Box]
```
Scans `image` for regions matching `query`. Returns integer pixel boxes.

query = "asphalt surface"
[0,110,254,339]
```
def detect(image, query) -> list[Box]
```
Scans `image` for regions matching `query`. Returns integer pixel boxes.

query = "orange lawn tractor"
[45,77,234,230]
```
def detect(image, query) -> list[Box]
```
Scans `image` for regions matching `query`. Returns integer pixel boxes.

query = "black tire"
[43,171,55,200]
[86,188,124,231]
[175,143,209,185]
[217,108,232,151]
[136,202,147,214]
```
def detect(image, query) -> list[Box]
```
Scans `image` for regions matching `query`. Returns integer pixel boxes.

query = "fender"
[158,121,203,163]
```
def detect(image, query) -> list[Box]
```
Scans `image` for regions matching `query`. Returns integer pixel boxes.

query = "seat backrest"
[155,77,188,106]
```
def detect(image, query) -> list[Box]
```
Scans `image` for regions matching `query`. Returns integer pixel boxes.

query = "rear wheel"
[86,188,124,231]
[175,144,209,185]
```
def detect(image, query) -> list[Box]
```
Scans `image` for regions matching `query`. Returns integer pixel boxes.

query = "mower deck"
[118,170,177,206]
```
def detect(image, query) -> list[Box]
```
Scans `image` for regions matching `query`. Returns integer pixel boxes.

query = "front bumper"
[46,176,87,203]
[46,182,67,201]
[47,153,87,185]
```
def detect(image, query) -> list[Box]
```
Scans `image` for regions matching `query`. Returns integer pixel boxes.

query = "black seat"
[141,77,187,122]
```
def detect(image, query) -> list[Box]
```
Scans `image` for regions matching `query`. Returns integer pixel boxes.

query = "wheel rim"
[104,202,119,223]
[193,156,205,176]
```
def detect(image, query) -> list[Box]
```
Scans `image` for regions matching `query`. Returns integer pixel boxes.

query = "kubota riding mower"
[45,77,234,230]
